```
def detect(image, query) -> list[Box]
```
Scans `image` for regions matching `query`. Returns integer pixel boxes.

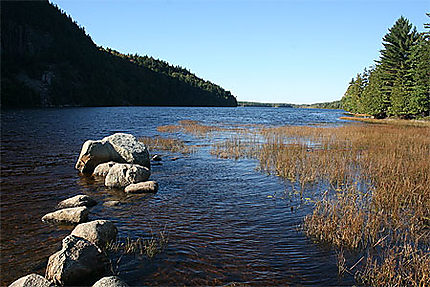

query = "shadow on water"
[1,107,354,286]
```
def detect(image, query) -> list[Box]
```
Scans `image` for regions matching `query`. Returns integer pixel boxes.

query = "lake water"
[1,107,355,286]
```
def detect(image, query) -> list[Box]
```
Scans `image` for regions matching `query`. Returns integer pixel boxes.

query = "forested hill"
[1,1,237,107]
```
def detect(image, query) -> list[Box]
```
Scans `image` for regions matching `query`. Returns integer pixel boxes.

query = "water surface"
[1,107,354,286]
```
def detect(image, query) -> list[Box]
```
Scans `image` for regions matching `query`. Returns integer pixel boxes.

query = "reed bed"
[157,120,222,137]
[212,123,430,286]
[139,136,194,154]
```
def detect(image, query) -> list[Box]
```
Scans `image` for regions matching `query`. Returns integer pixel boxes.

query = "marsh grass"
[105,230,169,258]
[139,136,194,154]
[340,116,430,127]
[211,122,430,286]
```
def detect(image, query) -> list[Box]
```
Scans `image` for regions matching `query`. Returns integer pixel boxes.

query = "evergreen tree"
[378,16,419,116]
[409,14,430,117]
[360,67,389,118]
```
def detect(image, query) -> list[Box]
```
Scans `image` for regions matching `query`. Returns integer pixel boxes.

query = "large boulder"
[45,235,110,286]
[8,274,54,287]
[124,181,158,194]
[71,220,118,248]
[104,133,150,169]
[105,164,150,188]
[93,162,117,177]
[75,140,121,174]
[57,194,97,209]
[42,207,89,224]
[92,276,129,287]
[75,133,150,174]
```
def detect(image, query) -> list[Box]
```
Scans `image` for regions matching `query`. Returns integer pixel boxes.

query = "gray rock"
[105,164,150,188]
[71,220,117,248]
[75,133,150,174]
[103,200,120,207]
[104,133,150,169]
[93,162,117,177]
[57,194,97,209]
[124,181,158,194]
[42,207,89,224]
[45,235,110,286]
[75,140,121,174]
[92,276,129,287]
[8,273,54,287]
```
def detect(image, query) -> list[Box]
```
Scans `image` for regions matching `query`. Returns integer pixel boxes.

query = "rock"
[45,235,110,286]
[75,140,121,174]
[151,154,162,161]
[92,276,129,287]
[124,181,158,194]
[93,162,117,177]
[103,201,120,207]
[42,207,89,224]
[104,133,150,169]
[75,133,150,174]
[57,194,97,209]
[8,273,54,287]
[105,163,150,188]
[71,220,117,248]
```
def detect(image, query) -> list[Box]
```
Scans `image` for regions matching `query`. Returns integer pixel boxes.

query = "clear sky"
[51,0,429,104]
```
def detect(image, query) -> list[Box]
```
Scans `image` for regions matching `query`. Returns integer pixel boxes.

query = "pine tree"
[378,16,419,116]
[409,14,430,117]
[360,67,389,118]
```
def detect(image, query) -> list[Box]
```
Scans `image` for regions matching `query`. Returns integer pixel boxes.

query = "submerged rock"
[93,162,117,177]
[105,163,150,188]
[75,133,150,174]
[151,154,162,162]
[124,181,158,194]
[103,200,120,207]
[71,220,117,248]
[42,207,89,224]
[57,194,97,209]
[92,276,129,287]
[8,273,54,287]
[45,235,110,286]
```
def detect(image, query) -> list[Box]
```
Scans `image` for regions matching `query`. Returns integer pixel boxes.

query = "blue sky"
[52,0,429,104]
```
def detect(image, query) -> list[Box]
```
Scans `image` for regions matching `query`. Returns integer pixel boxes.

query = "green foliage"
[1,1,237,107]
[341,15,430,118]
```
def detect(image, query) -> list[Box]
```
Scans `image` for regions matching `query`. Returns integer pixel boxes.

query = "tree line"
[342,15,430,119]
[1,1,237,108]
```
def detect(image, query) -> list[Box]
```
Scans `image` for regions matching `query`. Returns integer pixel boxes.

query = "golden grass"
[157,120,222,137]
[340,116,430,127]
[211,123,430,285]
[139,136,194,154]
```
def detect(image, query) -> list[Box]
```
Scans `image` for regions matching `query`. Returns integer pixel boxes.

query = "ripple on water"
[1,107,354,286]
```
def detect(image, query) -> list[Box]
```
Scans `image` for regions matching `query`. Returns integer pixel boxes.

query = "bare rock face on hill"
[75,133,150,174]
[45,235,110,286]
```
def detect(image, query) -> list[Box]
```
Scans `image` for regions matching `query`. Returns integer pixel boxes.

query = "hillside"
[1,1,237,107]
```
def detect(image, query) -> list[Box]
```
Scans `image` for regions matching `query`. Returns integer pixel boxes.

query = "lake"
[1,107,355,286]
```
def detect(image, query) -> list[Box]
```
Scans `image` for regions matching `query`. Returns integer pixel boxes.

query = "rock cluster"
[10,133,159,286]
[75,133,150,174]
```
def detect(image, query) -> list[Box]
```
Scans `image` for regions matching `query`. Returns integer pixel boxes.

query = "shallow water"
[1,107,355,286]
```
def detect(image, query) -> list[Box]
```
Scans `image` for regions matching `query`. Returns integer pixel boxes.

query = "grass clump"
[106,230,169,259]
[139,136,194,154]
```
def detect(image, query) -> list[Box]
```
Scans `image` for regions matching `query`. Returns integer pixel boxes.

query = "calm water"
[1,107,355,286]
